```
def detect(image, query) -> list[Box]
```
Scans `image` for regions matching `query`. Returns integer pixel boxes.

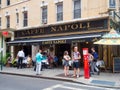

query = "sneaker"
[77,75,80,78]
[71,75,76,77]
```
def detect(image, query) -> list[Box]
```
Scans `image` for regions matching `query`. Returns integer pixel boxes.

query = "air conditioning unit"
[109,11,114,17]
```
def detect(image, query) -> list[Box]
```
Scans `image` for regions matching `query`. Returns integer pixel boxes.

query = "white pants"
[36,62,42,74]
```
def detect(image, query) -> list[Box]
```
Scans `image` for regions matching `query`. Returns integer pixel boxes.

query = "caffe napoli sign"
[15,18,108,38]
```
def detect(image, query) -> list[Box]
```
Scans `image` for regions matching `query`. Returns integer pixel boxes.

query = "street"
[0,74,119,90]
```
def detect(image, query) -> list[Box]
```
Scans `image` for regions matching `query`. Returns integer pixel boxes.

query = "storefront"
[7,16,110,66]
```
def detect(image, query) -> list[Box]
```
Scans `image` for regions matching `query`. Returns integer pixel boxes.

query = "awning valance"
[7,33,104,45]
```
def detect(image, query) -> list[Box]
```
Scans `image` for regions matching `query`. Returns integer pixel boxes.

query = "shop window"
[7,0,10,6]
[56,3,63,21]
[6,16,10,28]
[73,0,81,19]
[109,0,116,8]
[42,7,47,24]
[23,12,28,27]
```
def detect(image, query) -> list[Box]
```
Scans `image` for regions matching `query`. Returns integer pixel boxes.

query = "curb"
[0,72,120,89]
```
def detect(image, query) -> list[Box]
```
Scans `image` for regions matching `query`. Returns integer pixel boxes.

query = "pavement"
[0,67,120,89]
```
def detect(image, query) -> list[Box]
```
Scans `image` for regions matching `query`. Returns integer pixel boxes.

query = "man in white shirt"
[17,49,25,69]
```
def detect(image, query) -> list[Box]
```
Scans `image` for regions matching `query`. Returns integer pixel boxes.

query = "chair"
[96,60,106,72]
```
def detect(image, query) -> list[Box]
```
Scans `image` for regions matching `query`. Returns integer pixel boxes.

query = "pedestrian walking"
[17,49,25,69]
[63,51,71,76]
[72,46,81,78]
[35,49,43,75]
[88,53,94,75]
[91,47,100,75]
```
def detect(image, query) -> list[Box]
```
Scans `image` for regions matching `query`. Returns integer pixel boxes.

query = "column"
[32,45,39,59]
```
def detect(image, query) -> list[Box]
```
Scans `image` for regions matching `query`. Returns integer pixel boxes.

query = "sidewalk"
[0,67,120,89]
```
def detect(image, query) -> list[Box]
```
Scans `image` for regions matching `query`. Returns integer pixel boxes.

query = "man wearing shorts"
[72,46,81,78]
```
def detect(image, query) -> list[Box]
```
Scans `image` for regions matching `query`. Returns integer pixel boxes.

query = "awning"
[7,33,104,45]
[94,29,120,45]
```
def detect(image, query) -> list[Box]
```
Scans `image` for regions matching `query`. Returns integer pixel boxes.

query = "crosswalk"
[43,82,118,90]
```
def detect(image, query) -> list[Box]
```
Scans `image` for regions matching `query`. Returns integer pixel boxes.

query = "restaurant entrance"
[55,44,71,65]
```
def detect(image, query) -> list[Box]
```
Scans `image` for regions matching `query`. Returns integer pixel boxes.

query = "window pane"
[23,12,28,27]
[57,12,63,21]
[74,0,81,19]
[57,4,63,13]
[74,9,81,19]
[109,0,116,8]
[0,18,1,26]
[16,13,19,24]
[42,7,47,24]
[6,16,10,28]
[74,0,80,10]
[7,0,10,6]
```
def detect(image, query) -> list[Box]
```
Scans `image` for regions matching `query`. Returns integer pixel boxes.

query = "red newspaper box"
[83,48,90,79]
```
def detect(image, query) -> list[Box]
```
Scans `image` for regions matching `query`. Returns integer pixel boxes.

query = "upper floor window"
[73,0,81,19]
[0,17,1,27]
[42,7,47,24]
[6,16,10,28]
[23,12,28,27]
[56,3,63,21]
[7,0,10,6]
[16,13,19,24]
[109,0,116,8]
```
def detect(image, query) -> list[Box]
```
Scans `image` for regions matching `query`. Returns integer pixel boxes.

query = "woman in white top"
[63,51,71,76]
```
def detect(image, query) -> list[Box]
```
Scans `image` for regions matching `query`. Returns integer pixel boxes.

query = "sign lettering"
[15,18,108,38]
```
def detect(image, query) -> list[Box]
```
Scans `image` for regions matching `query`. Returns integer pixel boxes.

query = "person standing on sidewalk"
[35,49,43,75]
[63,51,71,76]
[17,49,25,69]
[72,46,81,78]
[88,53,94,75]
[91,47,100,75]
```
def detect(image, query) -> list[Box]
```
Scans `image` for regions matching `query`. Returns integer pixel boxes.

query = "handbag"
[69,60,73,66]
[62,59,65,65]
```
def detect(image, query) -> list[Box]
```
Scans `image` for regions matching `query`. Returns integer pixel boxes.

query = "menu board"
[113,57,120,73]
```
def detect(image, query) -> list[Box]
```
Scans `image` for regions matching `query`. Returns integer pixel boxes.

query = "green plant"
[2,53,11,65]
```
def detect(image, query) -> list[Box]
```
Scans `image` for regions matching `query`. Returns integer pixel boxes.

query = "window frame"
[41,6,47,24]
[7,0,10,6]
[109,0,116,8]
[56,2,63,21]
[16,13,19,24]
[0,17,1,27]
[6,16,10,28]
[23,11,28,27]
[73,0,81,19]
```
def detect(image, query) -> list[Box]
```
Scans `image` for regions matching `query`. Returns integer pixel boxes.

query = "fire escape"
[110,11,120,32]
